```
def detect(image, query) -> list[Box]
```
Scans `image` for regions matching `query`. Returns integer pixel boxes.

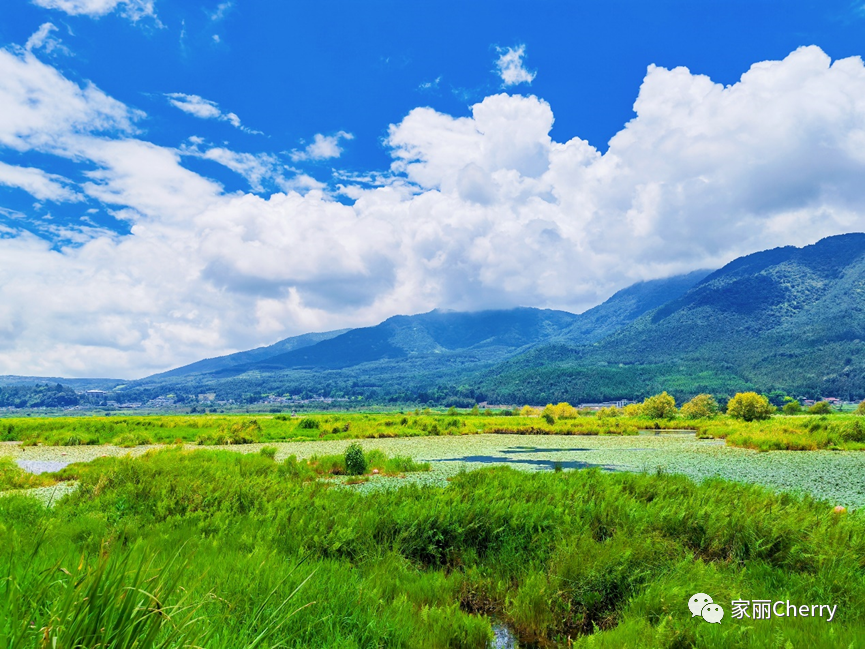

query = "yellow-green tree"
[680,394,719,419]
[641,392,677,419]
[597,406,621,419]
[543,402,579,420]
[622,403,643,417]
[782,398,802,415]
[856,400,865,416]
[727,392,775,421]
[808,401,832,414]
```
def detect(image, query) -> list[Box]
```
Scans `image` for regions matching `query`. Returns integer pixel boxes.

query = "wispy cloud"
[208,1,233,21]
[290,131,354,162]
[419,76,442,92]
[165,93,261,134]
[495,44,536,86]
[25,23,70,56]
[0,160,82,202]
[31,0,162,25]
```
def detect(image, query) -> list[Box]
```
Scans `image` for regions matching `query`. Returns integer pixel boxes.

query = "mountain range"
[7,233,865,406]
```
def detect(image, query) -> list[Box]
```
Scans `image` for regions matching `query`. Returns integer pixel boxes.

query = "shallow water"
[489,623,518,648]
[16,460,70,474]
[3,433,865,508]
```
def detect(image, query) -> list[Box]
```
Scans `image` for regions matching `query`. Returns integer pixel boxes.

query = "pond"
[4,432,865,509]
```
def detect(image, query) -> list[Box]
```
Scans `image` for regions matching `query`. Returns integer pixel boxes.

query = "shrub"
[597,406,621,419]
[857,400,865,416]
[680,394,719,420]
[259,446,277,459]
[543,402,579,419]
[622,403,643,417]
[641,392,677,419]
[344,443,367,475]
[809,401,833,415]
[727,392,775,421]
[783,400,802,415]
[520,405,541,417]
[542,413,555,425]
[297,418,319,430]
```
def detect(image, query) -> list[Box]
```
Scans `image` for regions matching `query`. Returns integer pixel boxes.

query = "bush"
[520,405,541,417]
[622,403,643,417]
[542,413,555,425]
[857,400,865,416]
[597,406,621,419]
[680,394,719,420]
[641,392,677,419]
[259,446,277,459]
[297,418,319,430]
[783,400,802,415]
[727,392,775,421]
[809,401,833,415]
[543,402,579,419]
[344,443,367,475]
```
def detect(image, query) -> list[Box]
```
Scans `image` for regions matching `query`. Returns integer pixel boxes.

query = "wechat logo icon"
[689,593,724,624]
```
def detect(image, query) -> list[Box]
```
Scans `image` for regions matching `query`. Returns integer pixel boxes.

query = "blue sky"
[2,0,865,377]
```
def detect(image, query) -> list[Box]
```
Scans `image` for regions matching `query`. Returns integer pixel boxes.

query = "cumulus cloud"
[290,131,354,162]
[495,45,536,86]
[165,93,260,134]
[32,0,160,23]
[3,45,865,377]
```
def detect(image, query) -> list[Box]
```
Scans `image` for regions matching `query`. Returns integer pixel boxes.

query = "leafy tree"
[857,400,865,416]
[623,403,643,417]
[543,402,578,419]
[808,401,832,415]
[520,405,540,417]
[641,392,677,419]
[782,399,802,415]
[597,406,621,419]
[680,394,719,419]
[727,392,775,421]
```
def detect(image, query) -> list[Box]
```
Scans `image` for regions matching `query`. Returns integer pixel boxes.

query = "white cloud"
[419,76,442,92]
[0,161,81,202]
[165,93,259,134]
[25,23,70,56]
[32,0,160,24]
[180,141,292,193]
[495,45,536,86]
[290,131,354,162]
[208,1,233,21]
[4,45,865,377]
[0,48,141,153]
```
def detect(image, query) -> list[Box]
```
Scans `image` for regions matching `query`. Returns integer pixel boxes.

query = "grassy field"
[3,409,865,451]
[2,447,864,648]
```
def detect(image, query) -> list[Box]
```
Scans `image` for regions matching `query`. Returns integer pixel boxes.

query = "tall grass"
[0,457,55,491]
[2,448,864,647]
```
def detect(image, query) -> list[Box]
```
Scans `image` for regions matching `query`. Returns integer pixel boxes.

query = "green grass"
[0,457,55,491]
[4,410,865,452]
[2,448,865,647]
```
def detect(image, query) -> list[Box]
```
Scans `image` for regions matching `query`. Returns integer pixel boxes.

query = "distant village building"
[578,400,633,411]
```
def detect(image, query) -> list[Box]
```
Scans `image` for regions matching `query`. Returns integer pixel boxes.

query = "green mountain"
[125,271,708,404]
[479,233,865,404]
[235,308,580,372]
[148,329,350,379]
